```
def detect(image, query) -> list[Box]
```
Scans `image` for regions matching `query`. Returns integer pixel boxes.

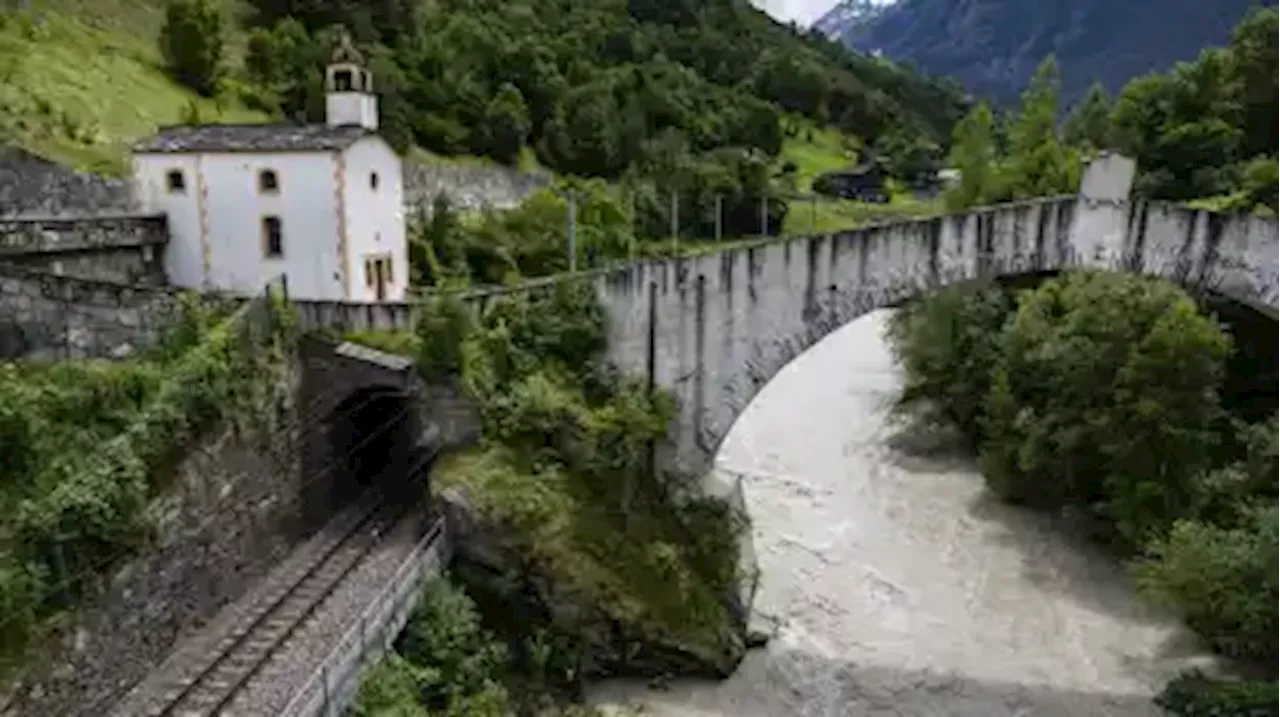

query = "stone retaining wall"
[0,215,169,284]
[0,266,179,359]
[403,162,550,213]
[0,147,136,217]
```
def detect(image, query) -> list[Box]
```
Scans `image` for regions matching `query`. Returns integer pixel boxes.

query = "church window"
[334,69,354,91]
[369,171,379,190]
[166,169,185,193]
[262,216,284,258]
[259,169,279,193]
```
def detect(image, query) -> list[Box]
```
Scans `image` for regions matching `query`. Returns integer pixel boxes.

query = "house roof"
[131,123,376,154]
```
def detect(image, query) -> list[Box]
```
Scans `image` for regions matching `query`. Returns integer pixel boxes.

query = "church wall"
[135,151,345,300]
[201,152,343,299]
[133,153,204,289]
[343,136,407,302]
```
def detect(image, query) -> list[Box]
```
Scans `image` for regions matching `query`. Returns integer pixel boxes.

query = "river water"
[588,310,1209,717]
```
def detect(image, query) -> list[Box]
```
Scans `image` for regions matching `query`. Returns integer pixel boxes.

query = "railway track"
[145,494,409,717]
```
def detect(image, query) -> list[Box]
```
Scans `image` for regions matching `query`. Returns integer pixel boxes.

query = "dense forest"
[162,0,966,187]
[941,7,1278,214]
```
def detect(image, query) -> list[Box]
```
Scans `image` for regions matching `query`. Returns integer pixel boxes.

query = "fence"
[279,516,452,717]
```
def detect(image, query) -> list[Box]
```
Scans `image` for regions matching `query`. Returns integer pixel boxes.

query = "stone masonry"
[403,161,551,213]
[0,265,179,359]
[0,147,136,217]
[0,214,169,285]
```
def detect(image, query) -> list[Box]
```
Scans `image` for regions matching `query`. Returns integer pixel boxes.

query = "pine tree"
[1063,82,1114,150]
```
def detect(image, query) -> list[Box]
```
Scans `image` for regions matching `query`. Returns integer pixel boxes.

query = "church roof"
[132,123,375,154]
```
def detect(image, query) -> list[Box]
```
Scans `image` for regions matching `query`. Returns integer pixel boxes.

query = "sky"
[750,0,838,27]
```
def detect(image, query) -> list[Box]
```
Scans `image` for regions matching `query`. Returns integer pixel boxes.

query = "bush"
[0,293,294,662]
[1154,671,1278,717]
[885,283,1012,439]
[354,577,512,717]
[160,0,228,96]
[1135,505,1278,663]
[977,272,1232,548]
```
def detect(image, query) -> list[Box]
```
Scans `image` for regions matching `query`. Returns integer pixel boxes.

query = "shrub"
[1135,505,1278,663]
[885,283,1012,439]
[1154,670,1279,717]
[160,0,227,96]
[977,271,1232,548]
[377,577,512,716]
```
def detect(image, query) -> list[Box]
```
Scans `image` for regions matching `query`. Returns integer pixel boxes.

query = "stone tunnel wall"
[0,214,169,285]
[0,265,180,360]
[9,356,307,717]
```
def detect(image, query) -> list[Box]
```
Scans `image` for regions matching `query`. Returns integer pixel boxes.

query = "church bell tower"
[324,32,379,130]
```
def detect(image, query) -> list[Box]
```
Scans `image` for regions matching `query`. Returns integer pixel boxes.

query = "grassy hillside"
[0,0,266,173]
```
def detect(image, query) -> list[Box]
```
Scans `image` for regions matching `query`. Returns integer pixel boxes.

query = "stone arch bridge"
[296,154,1279,477]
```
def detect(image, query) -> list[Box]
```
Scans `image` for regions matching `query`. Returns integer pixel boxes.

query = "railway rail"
[146,494,409,717]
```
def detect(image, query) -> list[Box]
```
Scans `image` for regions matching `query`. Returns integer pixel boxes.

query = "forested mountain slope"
[1,0,967,189]
[815,0,1276,108]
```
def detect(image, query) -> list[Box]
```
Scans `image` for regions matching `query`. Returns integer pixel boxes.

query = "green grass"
[781,193,943,236]
[0,0,266,173]
[777,116,858,193]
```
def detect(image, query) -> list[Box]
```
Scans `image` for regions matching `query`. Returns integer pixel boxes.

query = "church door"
[371,257,391,301]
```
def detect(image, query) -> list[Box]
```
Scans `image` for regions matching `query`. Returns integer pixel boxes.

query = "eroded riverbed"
[589,310,1207,717]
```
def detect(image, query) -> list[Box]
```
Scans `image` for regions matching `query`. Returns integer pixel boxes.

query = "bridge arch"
[593,155,1279,476]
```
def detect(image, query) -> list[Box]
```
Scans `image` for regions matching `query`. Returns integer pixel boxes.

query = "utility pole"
[566,191,577,272]
[627,190,636,261]
[811,194,818,234]
[670,190,679,256]
[714,194,722,241]
[759,194,768,237]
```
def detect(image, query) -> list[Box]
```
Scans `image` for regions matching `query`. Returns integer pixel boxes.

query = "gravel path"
[108,504,429,717]
[223,506,427,717]
[588,309,1212,717]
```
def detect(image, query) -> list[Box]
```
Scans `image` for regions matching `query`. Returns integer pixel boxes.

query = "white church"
[131,34,406,302]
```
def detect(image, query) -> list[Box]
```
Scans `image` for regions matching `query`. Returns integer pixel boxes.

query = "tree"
[160,0,227,97]
[1227,8,1279,159]
[1003,56,1080,199]
[1234,155,1279,213]
[943,102,999,210]
[873,123,943,184]
[978,272,1232,549]
[1063,82,1113,150]
[479,83,532,166]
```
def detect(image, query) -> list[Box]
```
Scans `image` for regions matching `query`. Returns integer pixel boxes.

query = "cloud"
[750,0,837,26]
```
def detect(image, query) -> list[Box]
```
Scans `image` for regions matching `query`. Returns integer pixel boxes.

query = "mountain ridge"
[815,0,1277,107]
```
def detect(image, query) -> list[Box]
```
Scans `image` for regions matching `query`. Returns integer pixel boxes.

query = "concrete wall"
[0,266,179,360]
[0,215,168,284]
[0,147,136,217]
[343,137,407,302]
[403,162,551,214]
[133,151,344,300]
[9,361,306,717]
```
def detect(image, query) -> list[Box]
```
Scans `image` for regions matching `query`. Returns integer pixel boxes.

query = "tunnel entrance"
[305,387,430,528]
